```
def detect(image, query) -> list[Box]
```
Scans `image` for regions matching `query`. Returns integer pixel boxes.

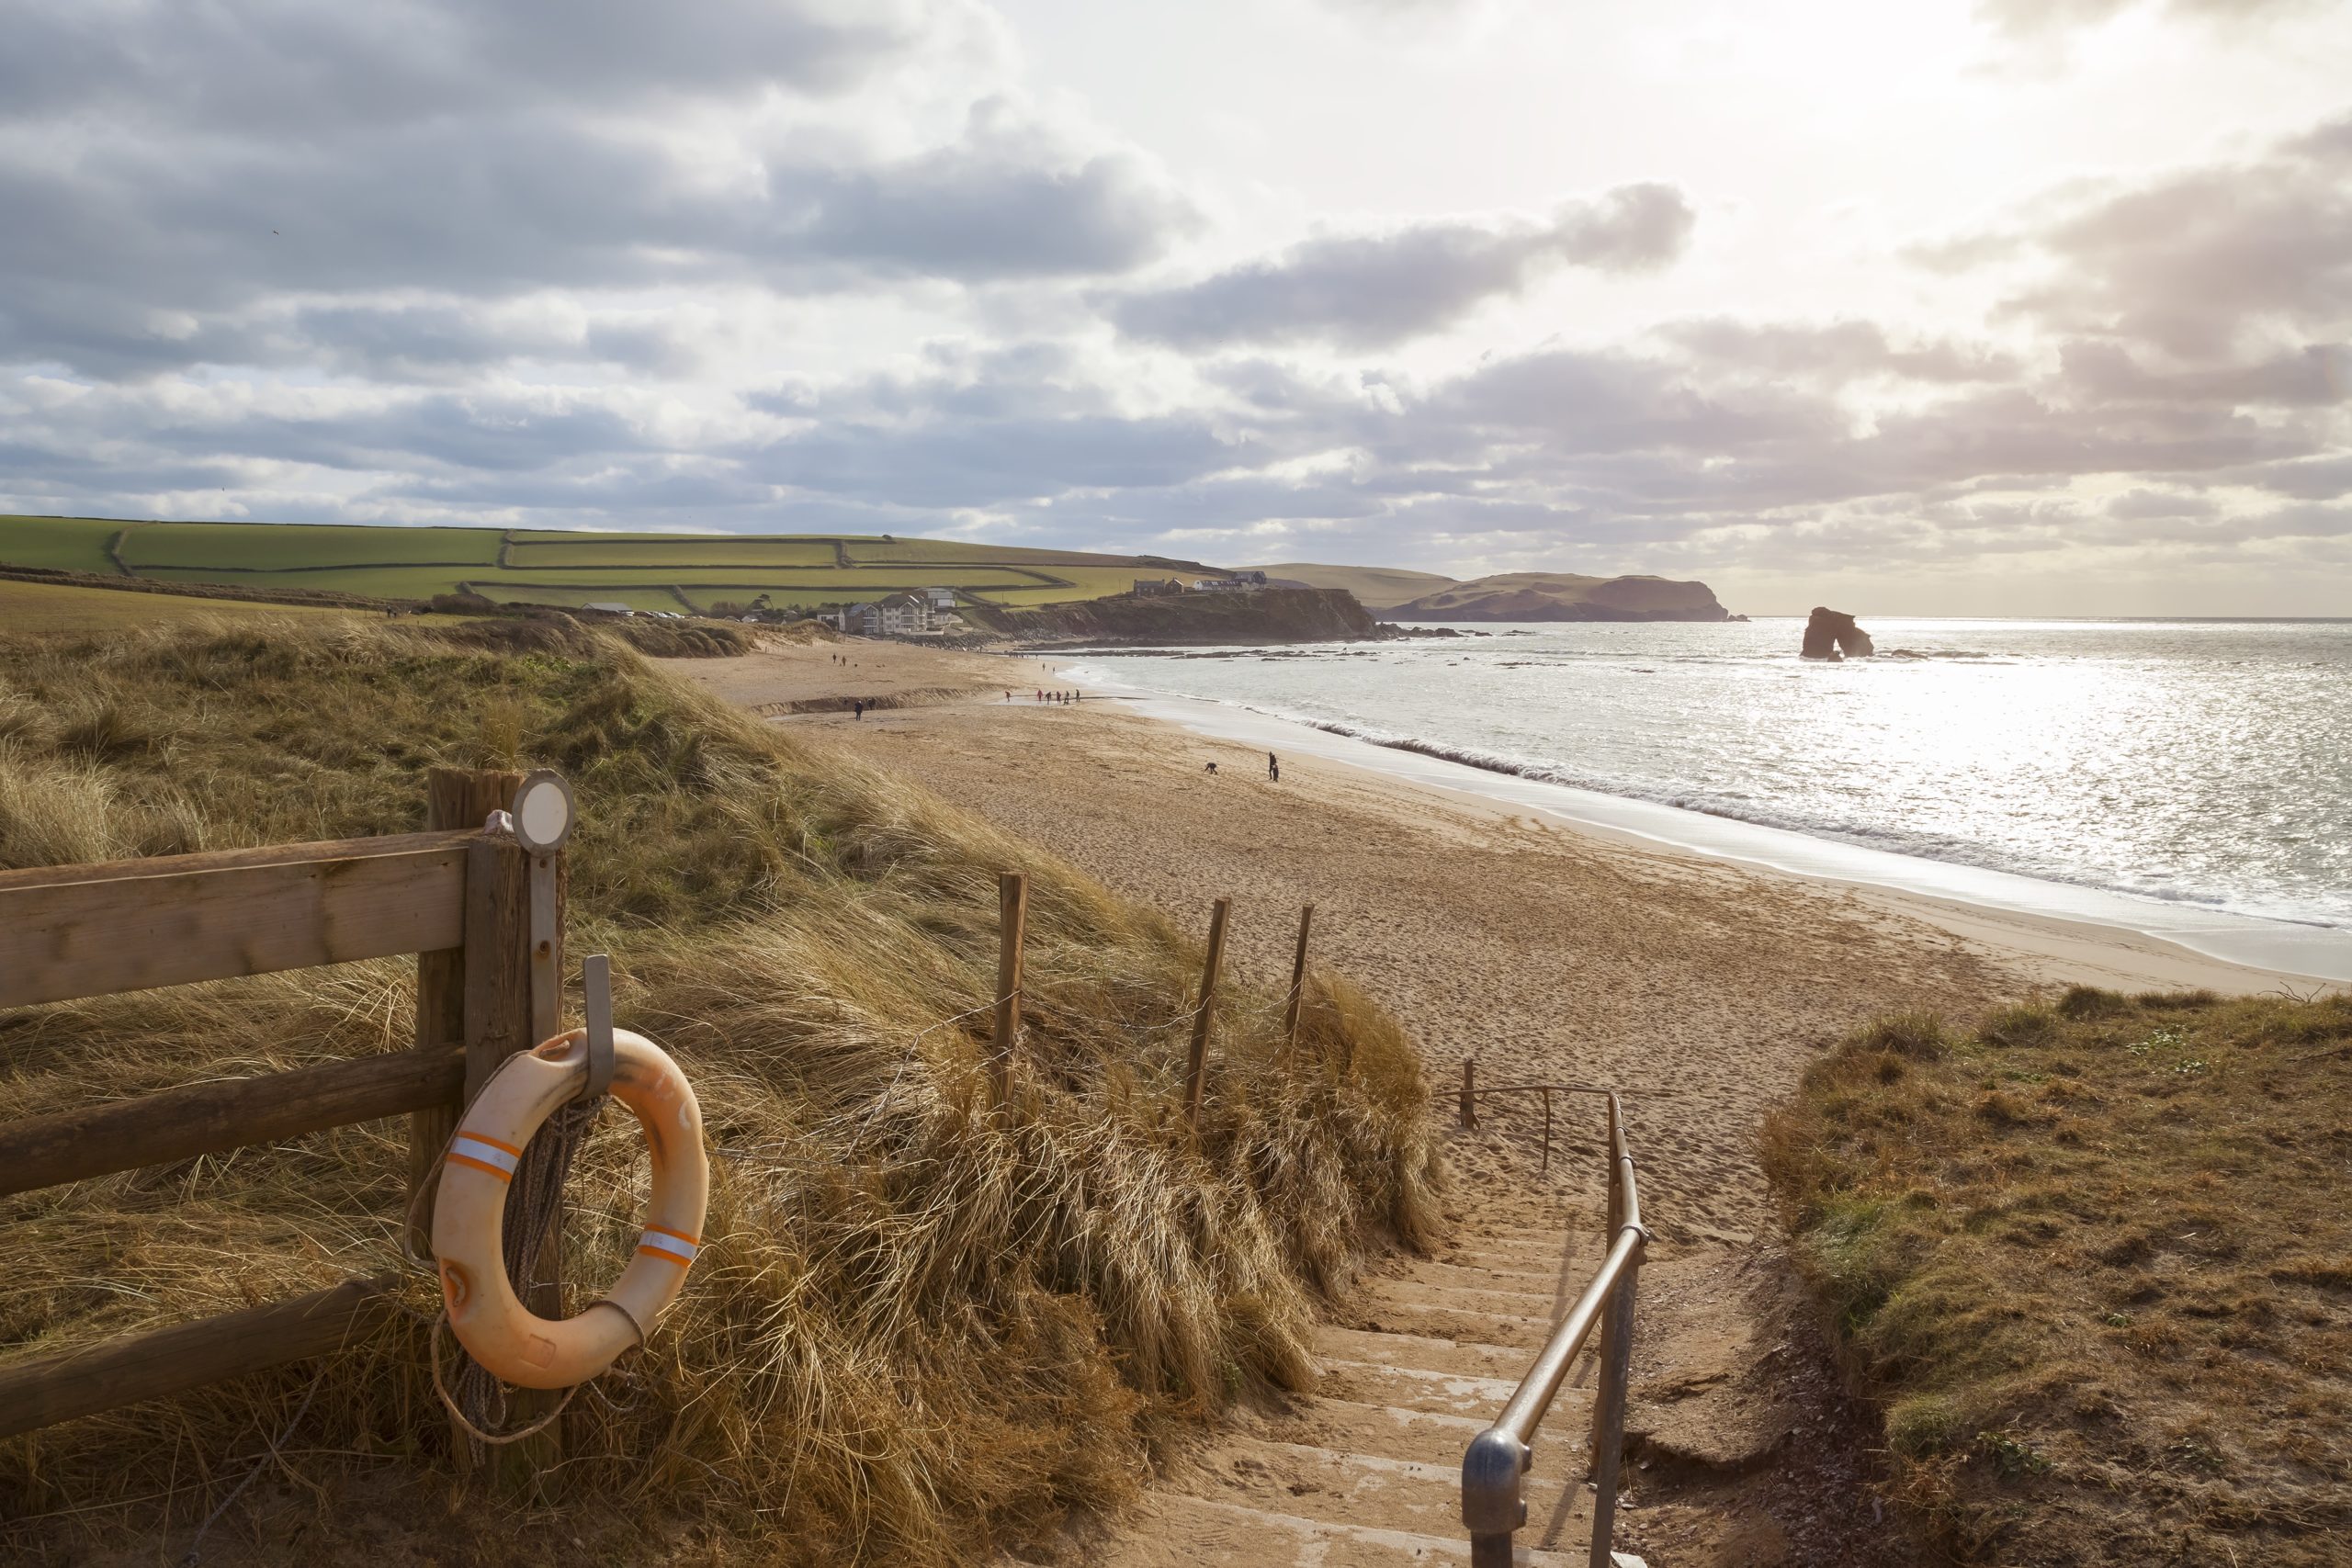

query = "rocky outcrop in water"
[1802,607,1874,660]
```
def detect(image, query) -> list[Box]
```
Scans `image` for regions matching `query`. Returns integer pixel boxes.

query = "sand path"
[660,646,2283,1562]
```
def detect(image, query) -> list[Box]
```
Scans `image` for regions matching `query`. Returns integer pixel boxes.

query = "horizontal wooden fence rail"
[0,829,477,1010]
[0,766,558,1463]
[0,1044,466,1199]
[0,1277,401,1442]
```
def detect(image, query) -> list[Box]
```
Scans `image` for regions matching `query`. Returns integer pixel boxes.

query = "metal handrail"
[1458,1088,1649,1568]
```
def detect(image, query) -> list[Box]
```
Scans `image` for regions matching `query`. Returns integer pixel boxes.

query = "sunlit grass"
[0,617,1437,1563]
[1764,990,2352,1565]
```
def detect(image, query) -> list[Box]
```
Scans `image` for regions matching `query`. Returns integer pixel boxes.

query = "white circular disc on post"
[512,770,575,852]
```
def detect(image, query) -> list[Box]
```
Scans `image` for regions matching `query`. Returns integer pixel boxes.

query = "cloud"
[0,11,2344,608]
[0,1,1190,379]
[1993,118,2352,361]
[1975,0,2315,39]
[1104,184,1692,350]
[1658,319,2019,384]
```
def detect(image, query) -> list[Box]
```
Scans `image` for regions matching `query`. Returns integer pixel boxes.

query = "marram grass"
[0,617,1439,1564]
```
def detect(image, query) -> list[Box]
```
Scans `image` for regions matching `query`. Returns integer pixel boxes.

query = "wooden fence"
[0,767,562,1443]
[0,777,1325,1452]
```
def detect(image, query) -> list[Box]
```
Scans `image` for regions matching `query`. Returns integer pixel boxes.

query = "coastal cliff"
[963,585,1380,645]
[1385,571,1733,622]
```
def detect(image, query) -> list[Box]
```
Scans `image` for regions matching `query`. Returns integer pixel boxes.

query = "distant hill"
[1250,561,1458,611]
[1386,572,1732,622]
[0,514,1219,615]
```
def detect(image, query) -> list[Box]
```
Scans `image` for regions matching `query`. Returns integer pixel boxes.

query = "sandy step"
[1364,1276,1565,1319]
[1439,1237,1600,1271]
[1123,1491,1597,1566]
[1317,1357,1527,1419]
[1399,1258,1586,1298]
[1174,1433,1589,1541]
[1345,1296,1555,1350]
[1314,1325,1532,1382]
[1260,1395,1489,1465]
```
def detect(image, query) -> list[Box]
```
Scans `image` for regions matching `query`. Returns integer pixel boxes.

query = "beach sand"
[662,639,2305,1562]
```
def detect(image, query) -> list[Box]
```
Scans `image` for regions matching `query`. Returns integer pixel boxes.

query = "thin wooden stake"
[1460,1056,1476,1129]
[990,873,1028,1110]
[1183,897,1231,1129]
[1541,1087,1552,1174]
[1282,902,1315,1052]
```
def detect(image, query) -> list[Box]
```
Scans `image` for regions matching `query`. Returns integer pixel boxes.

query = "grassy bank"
[1764,990,2352,1564]
[0,617,1439,1564]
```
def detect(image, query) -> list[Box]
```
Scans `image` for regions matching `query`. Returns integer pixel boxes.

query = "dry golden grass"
[1763,990,2352,1564]
[0,617,1438,1564]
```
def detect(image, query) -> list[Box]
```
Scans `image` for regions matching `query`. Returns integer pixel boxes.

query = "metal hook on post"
[579,953,616,1103]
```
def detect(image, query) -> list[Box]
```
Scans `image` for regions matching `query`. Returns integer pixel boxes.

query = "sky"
[2,0,2348,615]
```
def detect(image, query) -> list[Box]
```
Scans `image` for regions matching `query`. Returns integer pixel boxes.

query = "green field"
[0,578,389,634]
[0,516,1217,613]
[0,516,128,574]
[503,537,842,570]
[119,522,502,570]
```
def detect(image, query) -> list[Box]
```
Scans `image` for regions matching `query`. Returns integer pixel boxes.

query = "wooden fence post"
[1460,1056,1476,1129]
[458,782,564,1492]
[1183,897,1231,1129]
[990,873,1027,1111]
[1282,903,1314,1053]
[410,768,521,1254]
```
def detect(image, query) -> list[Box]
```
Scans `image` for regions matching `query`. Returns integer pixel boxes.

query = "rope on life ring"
[430,1026,709,1394]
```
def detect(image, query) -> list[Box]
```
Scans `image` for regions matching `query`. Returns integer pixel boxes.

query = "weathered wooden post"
[1541,1088,1553,1174]
[1282,903,1314,1053]
[990,873,1028,1111]
[458,768,572,1492]
[1182,897,1231,1129]
[409,767,522,1253]
[1460,1056,1476,1128]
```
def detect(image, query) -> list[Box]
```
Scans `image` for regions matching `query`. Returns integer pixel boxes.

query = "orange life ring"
[432,1026,708,1390]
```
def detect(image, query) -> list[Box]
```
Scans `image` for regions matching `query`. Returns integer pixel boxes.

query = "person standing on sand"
[1268,751,1279,783]
[854,699,865,720]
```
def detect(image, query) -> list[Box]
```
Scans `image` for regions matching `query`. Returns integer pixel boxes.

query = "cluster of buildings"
[587,570,1269,638]
[824,587,958,637]
[1132,570,1267,596]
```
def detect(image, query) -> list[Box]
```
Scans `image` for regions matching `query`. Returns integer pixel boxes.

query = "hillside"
[1248,562,1458,612]
[962,586,1379,645]
[1386,571,1733,622]
[0,514,1219,615]
[0,616,1435,1563]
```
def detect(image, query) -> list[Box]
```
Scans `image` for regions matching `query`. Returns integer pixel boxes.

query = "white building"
[582,601,634,615]
[849,593,933,637]
[921,586,957,610]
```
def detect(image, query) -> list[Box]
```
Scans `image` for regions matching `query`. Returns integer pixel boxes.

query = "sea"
[1066,617,2352,982]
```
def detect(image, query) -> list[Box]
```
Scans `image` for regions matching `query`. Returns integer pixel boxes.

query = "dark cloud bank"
[0,0,2346,592]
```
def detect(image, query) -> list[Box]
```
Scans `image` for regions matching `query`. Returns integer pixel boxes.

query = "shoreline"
[670,638,2338,997]
[1067,667,2351,991]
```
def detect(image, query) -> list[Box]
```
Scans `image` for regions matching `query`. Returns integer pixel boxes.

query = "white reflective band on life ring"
[447,1133,522,1183]
[636,1224,699,1267]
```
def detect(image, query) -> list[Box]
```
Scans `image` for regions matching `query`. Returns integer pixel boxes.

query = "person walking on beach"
[1268,751,1280,783]
[853,699,865,720]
